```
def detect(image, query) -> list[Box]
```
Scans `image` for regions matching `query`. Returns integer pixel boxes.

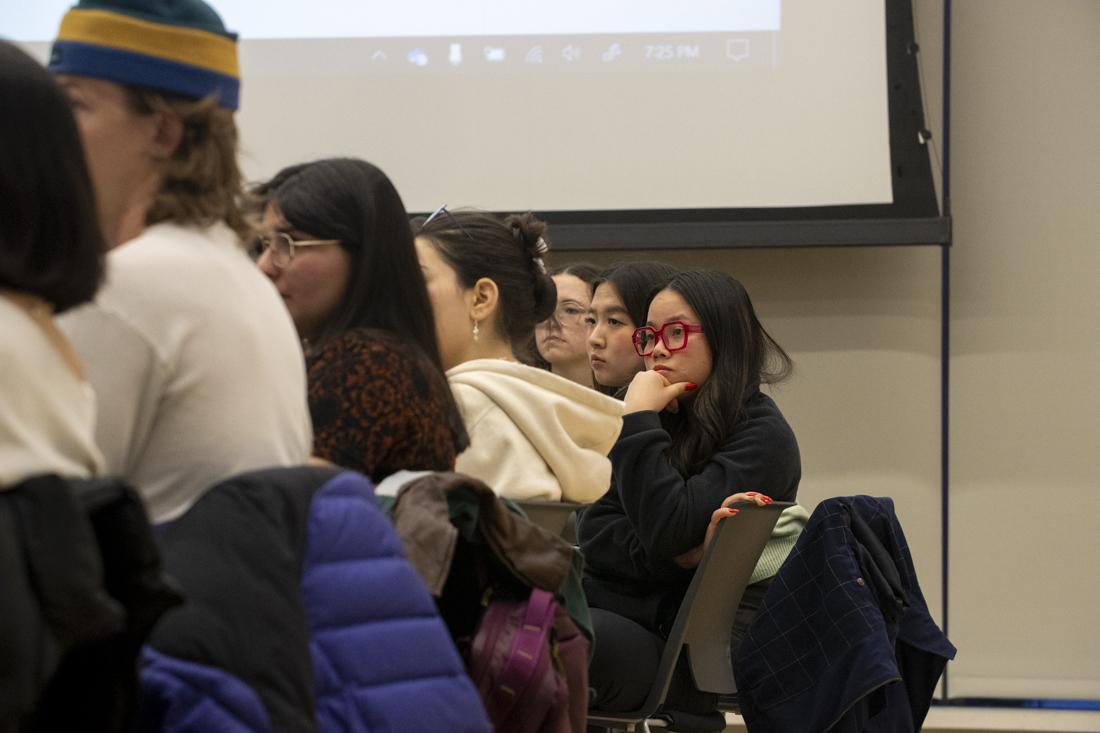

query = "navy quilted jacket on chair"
[734,496,956,733]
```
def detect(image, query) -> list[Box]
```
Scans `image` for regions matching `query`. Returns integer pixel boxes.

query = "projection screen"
[11,0,942,247]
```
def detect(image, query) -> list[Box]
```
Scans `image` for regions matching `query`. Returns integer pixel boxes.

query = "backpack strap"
[484,588,557,721]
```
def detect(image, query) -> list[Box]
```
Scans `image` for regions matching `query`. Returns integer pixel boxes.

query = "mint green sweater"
[749,504,810,585]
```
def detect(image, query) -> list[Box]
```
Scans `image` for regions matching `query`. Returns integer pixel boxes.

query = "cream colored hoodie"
[447,359,624,503]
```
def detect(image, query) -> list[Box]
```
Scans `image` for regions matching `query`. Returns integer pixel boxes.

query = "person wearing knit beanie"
[50,0,243,245]
[50,0,240,110]
[51,0,315,524]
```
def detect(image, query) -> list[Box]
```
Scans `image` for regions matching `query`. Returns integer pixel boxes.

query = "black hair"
[594,260,679,329]
[0,41,105,312]
[658,270,793,474]
[253,157,468,451]
[254,159,436,351]
[414,209,557,351]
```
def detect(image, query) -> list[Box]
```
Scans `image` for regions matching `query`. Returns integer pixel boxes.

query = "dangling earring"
[472,320,480,341]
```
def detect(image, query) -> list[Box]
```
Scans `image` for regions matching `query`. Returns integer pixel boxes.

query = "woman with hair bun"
[414,209,623,502]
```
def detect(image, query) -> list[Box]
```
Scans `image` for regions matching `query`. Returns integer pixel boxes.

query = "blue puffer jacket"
[141,466,490,733]
[139,647,273,732]
[304,471,491,731]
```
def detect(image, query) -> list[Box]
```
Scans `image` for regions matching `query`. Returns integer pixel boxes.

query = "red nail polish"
[727,508,739,514]
[746,492,758,496]
[685,383,698,391]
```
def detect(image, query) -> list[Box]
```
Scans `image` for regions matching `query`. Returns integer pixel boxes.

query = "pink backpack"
[468,588,589,733]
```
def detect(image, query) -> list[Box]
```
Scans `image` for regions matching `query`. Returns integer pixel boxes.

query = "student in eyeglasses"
[578,270,802,713]
[253,159,468,480]
[532,263,604,389]
[414,209,623,503]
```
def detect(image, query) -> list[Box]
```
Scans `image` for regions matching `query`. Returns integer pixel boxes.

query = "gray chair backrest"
[514,499,583,539]
[643,501,791,708]
[681,501,790,694]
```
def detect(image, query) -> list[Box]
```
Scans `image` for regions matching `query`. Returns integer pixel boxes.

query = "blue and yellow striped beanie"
[49,0,240,110]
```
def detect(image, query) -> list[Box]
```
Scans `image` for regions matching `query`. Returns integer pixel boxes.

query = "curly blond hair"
[125,87,252,243]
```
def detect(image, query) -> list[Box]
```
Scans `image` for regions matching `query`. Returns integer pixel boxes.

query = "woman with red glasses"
[578,270,802,713]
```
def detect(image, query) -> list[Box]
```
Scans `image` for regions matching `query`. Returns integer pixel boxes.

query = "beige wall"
[947,0,1100,699]
[560,0,1100,707]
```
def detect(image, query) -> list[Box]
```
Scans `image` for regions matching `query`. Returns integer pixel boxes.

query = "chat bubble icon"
[726,38,750,61]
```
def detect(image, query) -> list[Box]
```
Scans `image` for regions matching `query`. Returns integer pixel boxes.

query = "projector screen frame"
[435,0,948,251]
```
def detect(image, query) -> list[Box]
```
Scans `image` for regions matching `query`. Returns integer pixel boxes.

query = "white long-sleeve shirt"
[59,222,312,522]
[0,297,104,488]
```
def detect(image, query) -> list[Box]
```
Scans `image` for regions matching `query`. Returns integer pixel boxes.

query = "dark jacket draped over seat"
[734,495,956,733]
[1,475,180,733]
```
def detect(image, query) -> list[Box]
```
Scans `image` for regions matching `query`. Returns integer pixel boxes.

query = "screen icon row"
[373,39,755,68]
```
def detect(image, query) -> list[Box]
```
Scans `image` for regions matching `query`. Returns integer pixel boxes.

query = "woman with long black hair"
[578,269,801,712]
[254,158,468,480]
[585,261,679,395]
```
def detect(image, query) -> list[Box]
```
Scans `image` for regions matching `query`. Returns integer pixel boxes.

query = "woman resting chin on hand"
[622,368,699,415]
[577,270,801,714]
